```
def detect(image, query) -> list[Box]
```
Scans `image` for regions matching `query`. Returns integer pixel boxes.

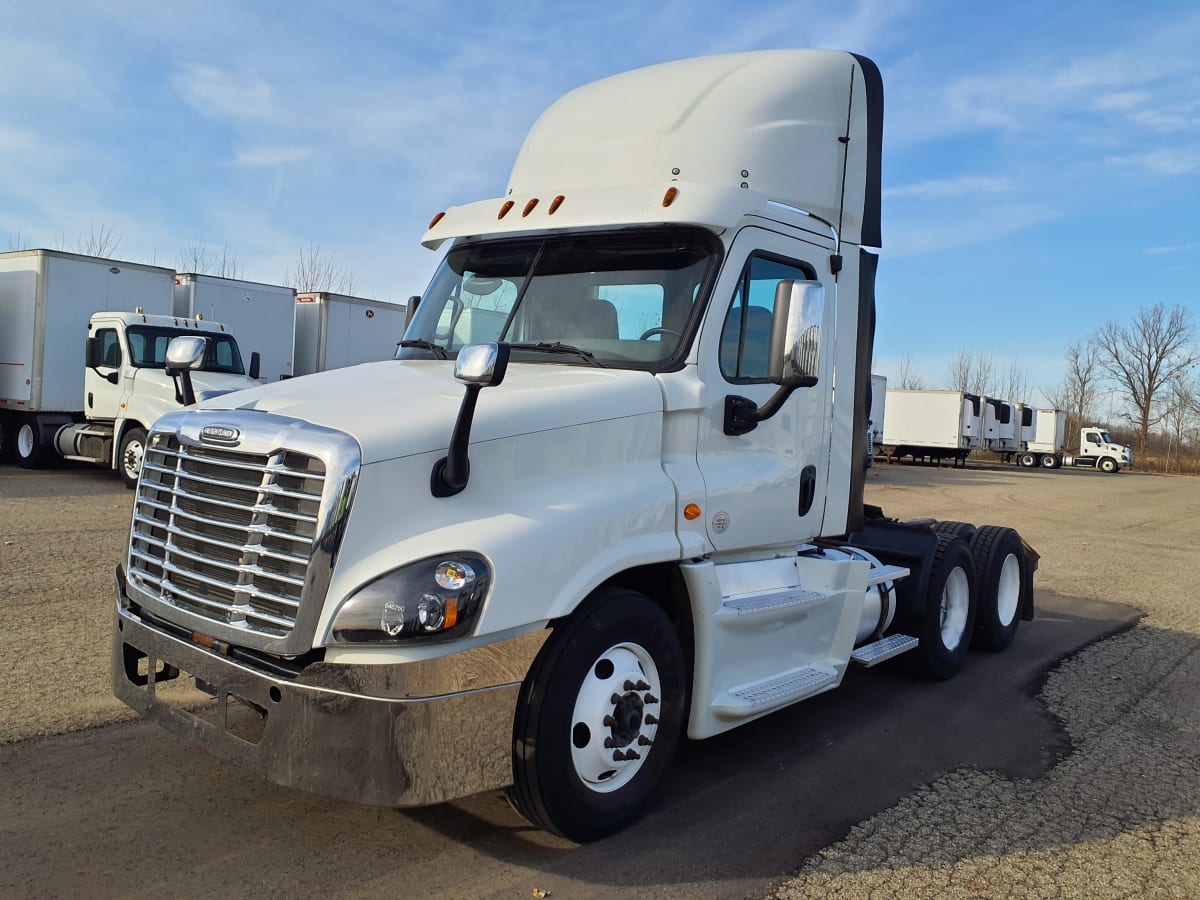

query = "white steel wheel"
[1040,454,1057,468]
[1018,453,1037,468]
[508,587,686,842]
[17,422,35,460]
[1100,457,1118,473]
[569,642,661,793]
[939,566,971,650]
[969,525,1030,652]
[119,427,147,489]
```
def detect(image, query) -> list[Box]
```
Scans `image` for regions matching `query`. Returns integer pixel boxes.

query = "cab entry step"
[851,633,919,667]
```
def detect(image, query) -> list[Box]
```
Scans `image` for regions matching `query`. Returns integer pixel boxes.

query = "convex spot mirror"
[165,335,207,370]
[768,280,823,387]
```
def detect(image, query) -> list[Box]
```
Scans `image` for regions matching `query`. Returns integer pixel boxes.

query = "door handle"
[798,464,816,516]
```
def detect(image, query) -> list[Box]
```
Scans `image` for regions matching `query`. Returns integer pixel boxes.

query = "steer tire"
[906,533,977,681]
[508,587,686,842]
[969,525,1030,652]
[119,427,148,489]
[1100,457,1118,473]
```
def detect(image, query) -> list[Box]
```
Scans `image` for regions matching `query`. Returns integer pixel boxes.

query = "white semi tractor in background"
[1018,417,1132,473]
[112,50,1039,842]
[0,249,261,484]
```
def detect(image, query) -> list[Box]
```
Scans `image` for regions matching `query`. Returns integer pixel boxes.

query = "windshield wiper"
[507,341,604,367]
[396,339,448,359]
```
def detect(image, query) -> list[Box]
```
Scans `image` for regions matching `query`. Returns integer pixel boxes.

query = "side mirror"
[768,280,823,387]
[249,351,261,380]
[86,336,101,368]
[405,295,421,328]
[165,335,207,406]
[724,281,824,436]
[432,342,510,497]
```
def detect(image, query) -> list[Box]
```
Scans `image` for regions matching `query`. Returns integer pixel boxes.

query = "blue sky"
[2,0,1197,405]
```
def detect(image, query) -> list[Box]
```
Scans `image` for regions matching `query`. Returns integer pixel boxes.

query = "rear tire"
[508,587,686,842]
[15,414,51,468]
[909,534,977,680]
[1040,454,1058,469]
[119,427,147,489]
[1018,453,1037,468]
[932,520,977,542]
[969,526,1030,652]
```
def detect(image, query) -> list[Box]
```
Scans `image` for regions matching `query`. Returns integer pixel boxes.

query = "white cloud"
[1144,242,1199,256]
[172,64,279,123]
[1108,149,1200,176]
[884,203,1060,257]
[884,175,1011,201]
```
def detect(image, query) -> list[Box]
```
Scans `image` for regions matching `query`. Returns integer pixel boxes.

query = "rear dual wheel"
[509,587,686,842]
[910,533,977,680]
[969,526,1031,652]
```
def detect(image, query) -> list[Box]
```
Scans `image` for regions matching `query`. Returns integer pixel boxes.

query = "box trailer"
[868,373,886,463]
[983,398,1018,454]
[174,274,296,382]
[292,292,408,376]
[882,389,983,465]
[1016,408,1065,468]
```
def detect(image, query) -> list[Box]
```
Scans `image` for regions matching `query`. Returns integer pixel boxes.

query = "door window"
[719,254,814,382]
[96,328,122,368]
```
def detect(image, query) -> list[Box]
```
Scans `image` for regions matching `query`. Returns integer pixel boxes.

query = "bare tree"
[283,243,355,294]
[999,360,1031,404]
[178,241,241,279]
[1044,339,1102,441]
[946,350,995,395]
[1092,304,1197,452]
[896,353,926,390]
[70,224,123,257]
[1162,374,1199,473]
[7,231,32,251]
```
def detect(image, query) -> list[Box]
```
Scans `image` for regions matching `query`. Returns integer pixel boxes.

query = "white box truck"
[1016,408,1064,468]
[867,373,886,463]
[113,51,1038,842]
[174,274,296,383]
[292,292,407,376]
[0,249,261,483]
[882,388,984,466]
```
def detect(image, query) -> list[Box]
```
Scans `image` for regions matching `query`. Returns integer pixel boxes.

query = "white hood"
[198,359,665,464]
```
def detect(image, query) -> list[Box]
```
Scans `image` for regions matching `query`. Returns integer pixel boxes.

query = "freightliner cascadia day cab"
[113,51,1038,841]
[0,250,261,484]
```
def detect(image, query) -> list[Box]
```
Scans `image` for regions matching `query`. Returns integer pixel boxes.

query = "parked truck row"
[0,249,408,479]
[881,388,1132,473]
[112,50,1042,842]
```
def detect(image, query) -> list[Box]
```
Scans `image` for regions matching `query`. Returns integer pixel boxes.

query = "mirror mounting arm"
[431,342,511,498]
[723,376,818,436]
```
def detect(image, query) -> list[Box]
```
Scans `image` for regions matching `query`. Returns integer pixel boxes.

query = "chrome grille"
[128,435,326,639]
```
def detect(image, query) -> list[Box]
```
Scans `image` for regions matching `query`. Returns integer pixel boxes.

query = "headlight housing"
[327,553,491,644]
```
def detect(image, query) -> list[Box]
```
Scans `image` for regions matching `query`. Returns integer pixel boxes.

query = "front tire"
[909,534,977,681]
[969,526,1030,651]
[509,587,686,842]
[1099,457,1118,473]
[119,427,147,489]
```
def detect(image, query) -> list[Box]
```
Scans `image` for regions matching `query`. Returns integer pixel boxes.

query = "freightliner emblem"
[200,425,241,444]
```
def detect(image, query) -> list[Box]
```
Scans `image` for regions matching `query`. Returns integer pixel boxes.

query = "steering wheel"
[638,326,683,341]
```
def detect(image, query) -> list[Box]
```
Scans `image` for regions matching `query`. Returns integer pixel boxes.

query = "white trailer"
[174,274,296,382]
[882,388,984,466]
[292,292,408,376]
[983,398,1018,455]
[115,50,1039,842]
[1016,408,1065,468]
[0,249,260,482]
[867,373,886,463]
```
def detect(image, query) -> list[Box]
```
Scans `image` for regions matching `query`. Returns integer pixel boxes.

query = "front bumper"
[113,602,546,808]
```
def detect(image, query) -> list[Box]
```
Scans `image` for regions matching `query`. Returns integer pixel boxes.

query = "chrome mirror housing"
[165,335,207,371]
[454,342,510,386]
[769,281,823,387]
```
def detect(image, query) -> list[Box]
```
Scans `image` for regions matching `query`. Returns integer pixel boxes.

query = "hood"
[198,359,665,464]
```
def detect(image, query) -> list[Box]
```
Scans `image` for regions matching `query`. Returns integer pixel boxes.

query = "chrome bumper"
[113,603,545,808]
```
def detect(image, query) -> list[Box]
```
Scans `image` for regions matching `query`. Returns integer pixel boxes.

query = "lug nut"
[603,715,617,727]
[610,693,622,705]
[645,714,658,725]
[624,680,636,691]
[635,680,651,691]
[604,737,617,749]
[638,735,653,746]
[644,694,659,705]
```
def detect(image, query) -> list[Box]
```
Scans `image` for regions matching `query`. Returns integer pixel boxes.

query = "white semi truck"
[174,274,297,382]
[292,291,408,376]
[882,388,984,466]
[1017,408,1065,468]
[112,51,1038,841]
[0,250,261,484]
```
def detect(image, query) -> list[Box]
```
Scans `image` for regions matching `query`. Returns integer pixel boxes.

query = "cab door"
[84,322,126,420]
[693,227,835,553]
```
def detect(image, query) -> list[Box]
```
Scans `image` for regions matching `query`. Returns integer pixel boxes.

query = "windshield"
[397,228,719,369]
[127,326,246,375]
[1100,431,1113,444]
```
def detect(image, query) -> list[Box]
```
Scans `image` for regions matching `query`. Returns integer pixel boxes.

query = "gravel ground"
[2,460,1198,898]
[774,462,1200,899]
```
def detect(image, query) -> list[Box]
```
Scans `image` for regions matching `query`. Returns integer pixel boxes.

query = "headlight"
[327,553,491,644]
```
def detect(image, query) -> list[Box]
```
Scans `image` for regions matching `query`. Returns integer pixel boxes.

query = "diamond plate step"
[712,665,838,718]
[851,633,919,667]
[718,587,833,617]
[866,564,909,586]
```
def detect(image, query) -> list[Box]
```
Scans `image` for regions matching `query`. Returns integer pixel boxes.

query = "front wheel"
[1099,457,1118,473]
[508,587,686,842]
[118,427,147,489]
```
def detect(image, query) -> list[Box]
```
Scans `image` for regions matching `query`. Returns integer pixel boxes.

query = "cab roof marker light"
[548,195,565,215]
[429,211,446,229]
[662,186,679,207]
[498,200,515,219]
[522,198,538,217]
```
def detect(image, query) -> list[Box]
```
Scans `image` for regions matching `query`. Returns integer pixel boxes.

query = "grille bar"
[135,497,315,546]
[142,460,324,502]
[129,549,303,610]
[148,445,328,481]
[132,513,310,567]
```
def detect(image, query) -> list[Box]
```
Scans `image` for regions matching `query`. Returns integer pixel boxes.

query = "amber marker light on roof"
[522,198,539,217]
[548,195,565,214]
[662,186,679,207]
[498,200,515,219]
[428,211,446,229]
[684,503,702,521]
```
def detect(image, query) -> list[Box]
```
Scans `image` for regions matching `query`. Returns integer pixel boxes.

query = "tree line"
[894,304,1198,472]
